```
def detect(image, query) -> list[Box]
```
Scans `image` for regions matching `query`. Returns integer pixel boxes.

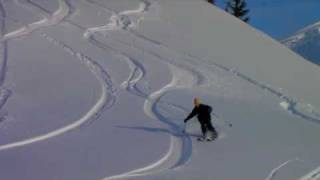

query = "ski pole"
[212,113,232,127]
[182,122,187,133]
[221,119,233,127]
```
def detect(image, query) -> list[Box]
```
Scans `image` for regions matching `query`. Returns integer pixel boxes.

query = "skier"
[184,97,217,141]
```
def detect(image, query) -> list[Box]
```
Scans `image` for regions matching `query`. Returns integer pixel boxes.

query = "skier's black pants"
[200,120,215,136]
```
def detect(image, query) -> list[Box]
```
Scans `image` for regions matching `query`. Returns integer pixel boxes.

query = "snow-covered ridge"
[282,21,320,66]
[283,21,320,47]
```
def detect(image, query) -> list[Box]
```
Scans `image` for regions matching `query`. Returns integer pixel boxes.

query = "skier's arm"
[184,107,197,123]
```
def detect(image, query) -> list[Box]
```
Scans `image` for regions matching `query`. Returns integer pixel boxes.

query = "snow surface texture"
[0,0,320,180]
[283,21,320,66]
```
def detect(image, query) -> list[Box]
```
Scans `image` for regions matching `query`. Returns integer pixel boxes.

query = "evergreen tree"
[207,0,215,5]
[225,0,249,22]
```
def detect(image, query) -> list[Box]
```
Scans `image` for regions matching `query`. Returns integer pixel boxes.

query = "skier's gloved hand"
[184,119,187,123]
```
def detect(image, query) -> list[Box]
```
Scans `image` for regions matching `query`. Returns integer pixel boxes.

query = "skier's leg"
[196,123,207,141]
[207,121,215,132]
[206,121,217,139]
[200,122,207,137]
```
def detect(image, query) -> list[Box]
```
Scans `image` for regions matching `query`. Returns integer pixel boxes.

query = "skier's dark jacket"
[184,104,212,123]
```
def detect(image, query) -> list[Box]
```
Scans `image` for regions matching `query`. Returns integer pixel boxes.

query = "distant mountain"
[283,21,320,65]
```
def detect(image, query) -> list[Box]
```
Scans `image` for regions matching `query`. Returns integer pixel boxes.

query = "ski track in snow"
[87,35,148,98]
[97,42,200,177]
[0,0,117,151]
[103,65,196,180]
[120,56,147,97]
[101,10,320,127]
[143,65,196,169]
[82,0,151,99]
[164,45,320,125]
[85,32,192,113]
[203,60,320,123]
[207,59,320,124]
[0,30,117,151]
[87,31,198,179]
[14,0,51,19]
[0,0,69,42]
[300,166,320,180]
[0,0,7,85]
[94,10,320,129]
[123,28,320,126]
[0,33,116,151]
[265,158,299,180]
[80,1,200,179]
[85,27,189,115]
[84,0,151,39]
[0,1,12,120]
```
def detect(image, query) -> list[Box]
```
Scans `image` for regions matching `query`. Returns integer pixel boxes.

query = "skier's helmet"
[193,97,201,107]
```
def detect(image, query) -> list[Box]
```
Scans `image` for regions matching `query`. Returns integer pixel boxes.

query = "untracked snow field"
[0,0,320,180]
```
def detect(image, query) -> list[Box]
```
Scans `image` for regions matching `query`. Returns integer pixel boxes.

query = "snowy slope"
[283,21,320,65]
[0,0,320,180]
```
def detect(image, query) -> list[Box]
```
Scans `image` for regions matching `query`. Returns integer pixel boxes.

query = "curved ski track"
[86,25,195,179]
[299,166,320,180]
[14,0,51,19]
[103,65,196,180]
[0,0,117,151]
[84,0,152,38]
[120,56,146,97]
[82,1,199,179]
[265,158,299,180]
[0,0,11,120]
[1,0,69,42]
